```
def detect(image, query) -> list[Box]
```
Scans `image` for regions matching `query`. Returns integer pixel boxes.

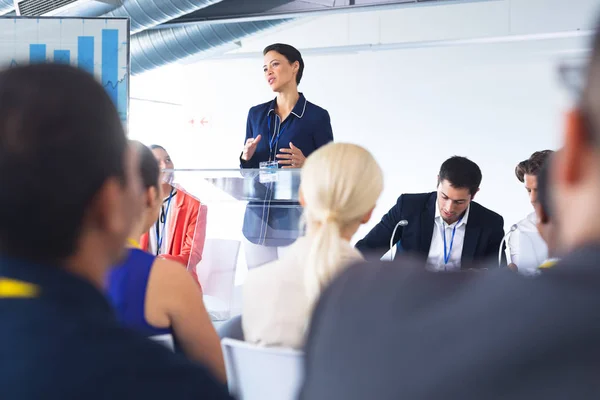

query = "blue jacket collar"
[267,92,307,119]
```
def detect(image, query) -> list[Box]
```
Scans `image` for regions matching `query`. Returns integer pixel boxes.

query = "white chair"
[195,238,241,321]
[221,338,304,400]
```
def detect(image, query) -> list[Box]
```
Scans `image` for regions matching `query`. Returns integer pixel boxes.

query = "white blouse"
[242,236,364,349]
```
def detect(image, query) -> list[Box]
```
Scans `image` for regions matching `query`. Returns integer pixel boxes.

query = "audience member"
[106,141,226,382]
[506,150,553,273]
[242,142,383,348]
[299,17,600,399]
[356,156,504,270]
[140,144,207,285]
[0,64,232,399]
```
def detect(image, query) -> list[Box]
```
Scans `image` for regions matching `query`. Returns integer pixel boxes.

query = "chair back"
[221,338,304,400]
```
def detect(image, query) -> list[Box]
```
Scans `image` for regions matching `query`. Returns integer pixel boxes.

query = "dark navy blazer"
[240,92,333,168]
[240,93,333,246]
[0,255,232,399]
[355,192,505,267]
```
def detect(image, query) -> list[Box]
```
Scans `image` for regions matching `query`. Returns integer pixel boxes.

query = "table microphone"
[498,224,518,267]
[389,219,408,261]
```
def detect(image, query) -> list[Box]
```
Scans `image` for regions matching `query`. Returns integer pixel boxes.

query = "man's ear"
[557,109,588,186]
[147,186,158,209]
[299,188,305,207]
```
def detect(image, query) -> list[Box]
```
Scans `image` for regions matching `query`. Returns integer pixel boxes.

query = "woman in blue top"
[106,141,226,383]
[240,43,334,268]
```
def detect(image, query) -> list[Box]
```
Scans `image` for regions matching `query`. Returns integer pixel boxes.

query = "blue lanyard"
[156,189,175,254]
[267,114,288,161]
[442,216,464,264]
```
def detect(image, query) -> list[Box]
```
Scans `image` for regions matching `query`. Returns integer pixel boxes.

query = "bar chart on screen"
[0,17,130,123]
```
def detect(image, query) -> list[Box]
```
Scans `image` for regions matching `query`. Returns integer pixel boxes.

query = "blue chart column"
[53,50,70,64]
[102,29,119,109]
[78,36,94,74]
[29,44,46,63]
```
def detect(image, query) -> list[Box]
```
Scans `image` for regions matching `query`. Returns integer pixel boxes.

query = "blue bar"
[118,73,128,123]
[53,50,70,65]
[102,29,119,108]
[78,36,94,74]
[29,44,46,63]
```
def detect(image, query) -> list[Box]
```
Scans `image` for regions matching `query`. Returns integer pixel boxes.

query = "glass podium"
[164,168,303,322]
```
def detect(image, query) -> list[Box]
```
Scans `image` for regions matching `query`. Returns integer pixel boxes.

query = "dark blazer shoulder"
[398,192,435,213]
[470,201,504,225]
[248,100,272,116]
[305,100,329,117]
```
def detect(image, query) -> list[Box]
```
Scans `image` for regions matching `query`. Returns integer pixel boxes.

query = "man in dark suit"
[299,17,600,399]
[356,156,504,269]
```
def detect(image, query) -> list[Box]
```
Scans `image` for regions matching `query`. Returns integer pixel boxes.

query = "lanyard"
[127,238,141,249]
[267,114,288,161]
[155,188,175,255]
[442,216,464,265]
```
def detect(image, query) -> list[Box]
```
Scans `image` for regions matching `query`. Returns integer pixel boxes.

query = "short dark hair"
[263,43,304,85]
[536,157,552,220]
[149,144,167,153]
[438,156,482,195]
[515,150,554,183]
[0,63,126,263]
[133,141,159,190]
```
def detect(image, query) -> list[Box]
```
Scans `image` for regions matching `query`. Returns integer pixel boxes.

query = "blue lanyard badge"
[156,189,175,254]
[267,114,288,161]
[442,216,464,265]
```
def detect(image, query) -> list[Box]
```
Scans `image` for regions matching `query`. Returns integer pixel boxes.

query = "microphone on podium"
[389,219,408,261]
[498,224,518,267]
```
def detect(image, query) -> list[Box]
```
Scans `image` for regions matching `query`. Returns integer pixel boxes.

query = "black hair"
[132,141,160,190]
[149,144,167,153]
[263,43,304,85]
[536,158,552,220]
[514,150,554,182]
[0,63,126,263]
[438,156,482,195]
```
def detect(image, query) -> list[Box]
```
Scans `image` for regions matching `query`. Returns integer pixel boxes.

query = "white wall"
[128,0,599,240]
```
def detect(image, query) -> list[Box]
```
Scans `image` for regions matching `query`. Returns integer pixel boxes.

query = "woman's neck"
[127,217,147,246]
[276,88,299,120]
[162,183,173,198]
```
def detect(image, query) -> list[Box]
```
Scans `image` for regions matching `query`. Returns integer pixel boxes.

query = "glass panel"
[163,168,304,322]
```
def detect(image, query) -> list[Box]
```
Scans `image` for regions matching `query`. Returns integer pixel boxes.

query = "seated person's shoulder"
[94,330,231,398]
[471,201,504,224]
[150,258,200,302]
[244,259,292,295]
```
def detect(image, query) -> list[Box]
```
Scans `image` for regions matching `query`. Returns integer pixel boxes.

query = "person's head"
[436,156,482,224]
[299,142,383,306]
[150,144,173,193]
[0,64,141,284]
[515,150,554,206]
[132,141,163,235]
[263,43,304,92]
[553,17,600,252]
[534,157,559,258]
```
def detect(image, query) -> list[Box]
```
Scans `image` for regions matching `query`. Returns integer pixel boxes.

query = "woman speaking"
[240,43,333,269]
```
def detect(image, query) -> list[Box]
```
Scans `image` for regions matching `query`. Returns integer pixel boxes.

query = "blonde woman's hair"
[300,142,383,307]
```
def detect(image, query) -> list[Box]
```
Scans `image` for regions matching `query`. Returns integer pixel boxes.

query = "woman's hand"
[241,134,262,161]
[276,142,306,168]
